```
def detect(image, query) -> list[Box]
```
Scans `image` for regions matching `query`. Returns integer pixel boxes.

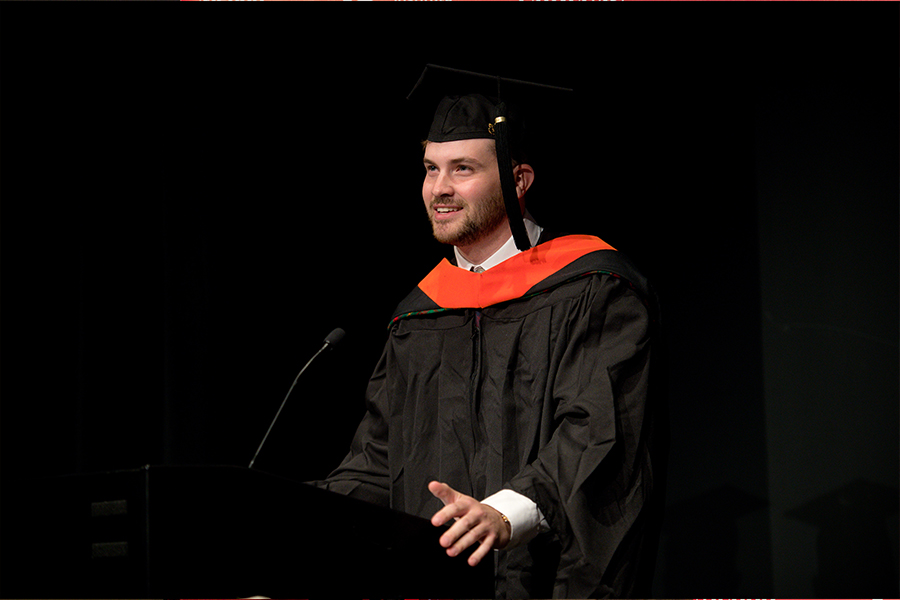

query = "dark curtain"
[2,7,897,598]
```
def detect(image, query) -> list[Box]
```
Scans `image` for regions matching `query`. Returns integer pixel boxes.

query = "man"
[317,65,664,599]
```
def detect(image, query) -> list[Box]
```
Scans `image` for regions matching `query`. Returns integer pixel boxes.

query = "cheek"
[458,180,490,205]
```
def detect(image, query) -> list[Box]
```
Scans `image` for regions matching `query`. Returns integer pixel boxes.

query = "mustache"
[429,198,467,210]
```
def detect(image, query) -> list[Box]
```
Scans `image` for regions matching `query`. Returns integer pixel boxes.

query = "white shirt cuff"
[481,488,549,549]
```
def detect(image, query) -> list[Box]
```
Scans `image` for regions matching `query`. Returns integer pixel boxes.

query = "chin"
[432,223,475,247]
[431,228,460,246]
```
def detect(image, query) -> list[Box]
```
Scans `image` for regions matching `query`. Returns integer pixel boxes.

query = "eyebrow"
[422,156,487,167]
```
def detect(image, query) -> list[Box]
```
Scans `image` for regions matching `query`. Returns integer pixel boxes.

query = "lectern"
[19,465,494,598]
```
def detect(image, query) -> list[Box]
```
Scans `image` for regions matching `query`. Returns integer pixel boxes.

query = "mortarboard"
[407,64,574,252]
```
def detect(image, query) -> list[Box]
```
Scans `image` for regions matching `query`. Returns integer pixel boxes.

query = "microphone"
[248,328,346,469]
[322,327,346,347]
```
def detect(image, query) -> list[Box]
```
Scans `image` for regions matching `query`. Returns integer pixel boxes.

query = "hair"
[419,138,528,168]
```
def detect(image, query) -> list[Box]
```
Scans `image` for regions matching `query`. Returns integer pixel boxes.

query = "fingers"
[427,482,503,567]
[441,517,496,565]
[428,480,450,499]
[429,481,466,527]
[439,509,486,551]
[466,535,495,567]
[428,480,457,508]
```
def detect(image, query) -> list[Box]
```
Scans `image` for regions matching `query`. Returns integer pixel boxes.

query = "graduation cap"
[407,64,574,252]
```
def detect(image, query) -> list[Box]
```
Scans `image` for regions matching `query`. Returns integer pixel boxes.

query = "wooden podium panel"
[18,465,493,598]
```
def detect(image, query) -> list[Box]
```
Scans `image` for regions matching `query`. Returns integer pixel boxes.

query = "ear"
[513,163,535,200]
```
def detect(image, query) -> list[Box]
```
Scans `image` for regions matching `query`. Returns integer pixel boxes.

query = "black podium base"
[13,465,493,598]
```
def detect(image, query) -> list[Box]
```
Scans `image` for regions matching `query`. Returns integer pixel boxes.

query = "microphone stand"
[248,329,345,470]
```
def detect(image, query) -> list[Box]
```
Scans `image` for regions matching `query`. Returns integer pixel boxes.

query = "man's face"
[421,138,507,248]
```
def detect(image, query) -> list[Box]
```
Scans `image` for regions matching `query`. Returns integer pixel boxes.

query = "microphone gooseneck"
[248,328,346,470]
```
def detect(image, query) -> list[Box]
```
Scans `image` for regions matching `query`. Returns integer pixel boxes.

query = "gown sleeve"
[506,275,657,598]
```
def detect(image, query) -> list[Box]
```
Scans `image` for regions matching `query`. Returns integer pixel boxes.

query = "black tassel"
[494,103,531,252]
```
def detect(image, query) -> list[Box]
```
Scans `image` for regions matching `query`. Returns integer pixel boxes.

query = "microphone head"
[323,328,346,348]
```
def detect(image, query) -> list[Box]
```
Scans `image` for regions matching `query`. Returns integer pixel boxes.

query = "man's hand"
[428,481,511,567]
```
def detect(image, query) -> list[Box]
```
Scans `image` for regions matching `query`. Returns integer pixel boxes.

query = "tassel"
[494,103,531,251]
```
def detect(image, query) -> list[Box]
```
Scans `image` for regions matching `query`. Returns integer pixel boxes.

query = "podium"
[19,465,494,598]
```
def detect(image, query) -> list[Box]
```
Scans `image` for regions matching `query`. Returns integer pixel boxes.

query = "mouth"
[432,205,463,220]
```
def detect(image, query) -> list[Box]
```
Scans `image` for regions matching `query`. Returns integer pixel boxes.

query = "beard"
[428,190,508,247]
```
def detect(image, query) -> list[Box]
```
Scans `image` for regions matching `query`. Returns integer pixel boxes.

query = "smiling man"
[423,137,534,264]
[317,66,665,599]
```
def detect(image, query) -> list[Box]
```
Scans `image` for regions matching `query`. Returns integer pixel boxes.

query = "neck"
[455,220,512,266]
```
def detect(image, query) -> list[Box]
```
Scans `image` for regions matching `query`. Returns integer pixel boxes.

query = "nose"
[428,170,453,198]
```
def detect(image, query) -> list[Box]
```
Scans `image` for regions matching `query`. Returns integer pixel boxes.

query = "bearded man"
[316,65,665,599]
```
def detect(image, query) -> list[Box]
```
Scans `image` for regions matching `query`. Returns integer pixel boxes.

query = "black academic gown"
[318,233,665,599]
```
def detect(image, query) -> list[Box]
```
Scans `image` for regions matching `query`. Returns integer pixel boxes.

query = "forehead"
[423,138,496,163]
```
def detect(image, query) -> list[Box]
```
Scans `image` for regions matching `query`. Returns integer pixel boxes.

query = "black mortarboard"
[408,64,574,251]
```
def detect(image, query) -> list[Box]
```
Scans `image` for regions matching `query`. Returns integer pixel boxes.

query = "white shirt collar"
[454,215,543,272]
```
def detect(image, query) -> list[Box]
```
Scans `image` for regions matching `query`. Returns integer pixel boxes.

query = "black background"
[1,5,897,598]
